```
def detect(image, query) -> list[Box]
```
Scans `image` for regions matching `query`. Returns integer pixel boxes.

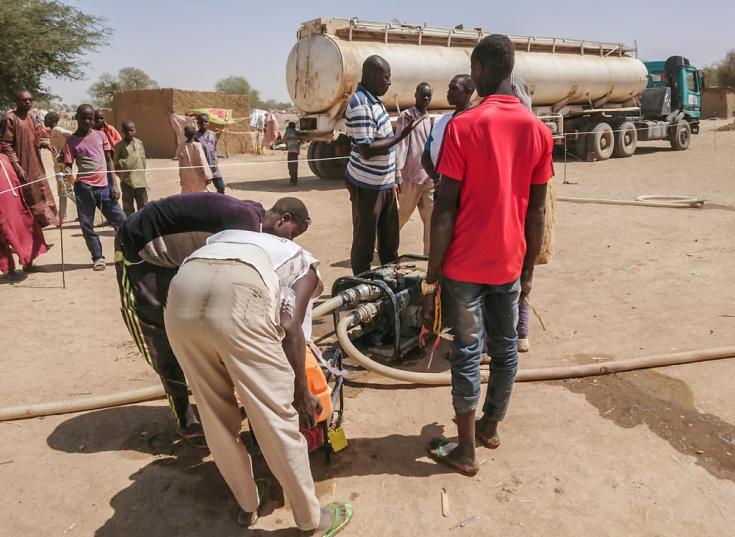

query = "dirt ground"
[1,125,734,536]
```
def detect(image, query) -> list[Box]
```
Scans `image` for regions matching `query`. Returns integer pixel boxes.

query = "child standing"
[44,112,74,221]
[176,125,212,193]
[63,104,126,271]
[113,120,148,215]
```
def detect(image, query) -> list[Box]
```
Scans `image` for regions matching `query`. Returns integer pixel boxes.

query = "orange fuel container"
[305,344,332,423]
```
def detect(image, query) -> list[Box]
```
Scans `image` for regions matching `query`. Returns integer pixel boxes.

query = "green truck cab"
[642,56,704,147]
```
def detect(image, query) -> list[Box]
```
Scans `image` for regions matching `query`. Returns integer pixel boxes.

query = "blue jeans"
[441,276,521,418]
[74,181,126,261]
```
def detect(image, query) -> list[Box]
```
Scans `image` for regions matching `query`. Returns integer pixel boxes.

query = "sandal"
[92,258,106,271]
[427,438,479,477]
[176,423,208,449]
[237,478,271,527]
[318,501,353,537]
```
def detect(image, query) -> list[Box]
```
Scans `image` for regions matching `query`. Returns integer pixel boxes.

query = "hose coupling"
[341,284,381,307]
[348,302,379,326]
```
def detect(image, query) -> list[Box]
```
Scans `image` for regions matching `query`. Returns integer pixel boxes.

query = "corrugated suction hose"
[0,385,166,422]
[558,195,704,209]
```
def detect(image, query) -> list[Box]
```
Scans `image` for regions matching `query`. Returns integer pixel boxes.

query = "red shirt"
[94,124,122,149]
[436,94,554,285]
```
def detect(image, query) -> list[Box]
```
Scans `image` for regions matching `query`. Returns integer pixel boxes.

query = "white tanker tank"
[287,19,693,180]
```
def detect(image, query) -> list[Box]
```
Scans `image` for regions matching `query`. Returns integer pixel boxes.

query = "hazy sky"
[47,0,735,105]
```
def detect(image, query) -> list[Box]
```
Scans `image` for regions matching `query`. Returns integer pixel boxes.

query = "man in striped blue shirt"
[345,55,420,275]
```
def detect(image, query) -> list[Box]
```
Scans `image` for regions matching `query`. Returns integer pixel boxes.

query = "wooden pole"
[564,132,569,185]
[56,173,66,289]
[714,118,717,152]
[59,211,66,289]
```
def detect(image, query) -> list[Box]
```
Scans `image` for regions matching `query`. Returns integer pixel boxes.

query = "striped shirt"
[345,84,396,190]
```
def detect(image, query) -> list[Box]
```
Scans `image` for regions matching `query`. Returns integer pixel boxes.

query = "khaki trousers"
[398,180,434,255]
[164,258,321,531]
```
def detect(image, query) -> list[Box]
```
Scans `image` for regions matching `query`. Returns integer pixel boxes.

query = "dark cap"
[271,197,311,224]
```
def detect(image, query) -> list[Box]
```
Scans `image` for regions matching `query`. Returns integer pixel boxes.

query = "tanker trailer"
[286,18,700,180]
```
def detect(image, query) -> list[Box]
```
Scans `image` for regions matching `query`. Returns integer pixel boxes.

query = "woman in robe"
[0,143,48,274]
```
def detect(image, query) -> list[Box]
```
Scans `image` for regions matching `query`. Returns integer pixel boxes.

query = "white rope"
[0,117,716,198]
[0,155,351,198]
[0,160,19,197]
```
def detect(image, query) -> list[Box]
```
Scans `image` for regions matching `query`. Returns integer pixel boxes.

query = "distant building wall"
[111,89,251,158]
[702,86,735,119]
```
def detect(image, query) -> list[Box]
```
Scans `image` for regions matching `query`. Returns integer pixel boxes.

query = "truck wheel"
[310,138,350,180]
[307,142,322,178]
[613,121,637,158]
[574,133,588,161]
[587,123,615,161]
[669,119,691,151]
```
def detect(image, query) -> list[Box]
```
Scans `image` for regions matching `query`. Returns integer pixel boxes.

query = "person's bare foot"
[475,416,501,449]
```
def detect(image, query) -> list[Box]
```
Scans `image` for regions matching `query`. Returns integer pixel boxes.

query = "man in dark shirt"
[115,193,311,444]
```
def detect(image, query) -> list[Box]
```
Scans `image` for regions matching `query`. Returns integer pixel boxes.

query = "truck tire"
[307,142,322,178]
[309,138,350,180]
[669,119,691,151]
[574,133,588,161]
[613,121,637,158]
[587,122,615,161]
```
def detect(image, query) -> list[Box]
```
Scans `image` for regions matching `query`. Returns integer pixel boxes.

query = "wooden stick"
[441,488,449,518]
[59,214,66,289]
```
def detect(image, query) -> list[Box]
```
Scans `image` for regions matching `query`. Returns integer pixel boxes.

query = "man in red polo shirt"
[424,34,553,475]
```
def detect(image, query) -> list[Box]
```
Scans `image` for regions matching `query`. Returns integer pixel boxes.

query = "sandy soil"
[1,126,734,536]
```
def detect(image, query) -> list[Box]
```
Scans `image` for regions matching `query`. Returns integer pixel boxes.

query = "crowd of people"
[0,95,234,272]
[0,33,553,536]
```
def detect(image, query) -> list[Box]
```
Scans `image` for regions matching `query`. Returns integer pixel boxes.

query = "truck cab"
[644,56,704,133]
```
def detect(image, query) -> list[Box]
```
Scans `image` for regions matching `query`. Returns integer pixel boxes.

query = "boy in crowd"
[44,112,74,221]
[195,113,225,193]
[63,104,126,270]
[176,125,212,193]
[113,120,148,215]
[395,82,433,255]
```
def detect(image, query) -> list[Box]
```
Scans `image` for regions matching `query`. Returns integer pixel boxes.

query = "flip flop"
[319,501,353,537]
[176,424,208,449]
[237,478,271,527]
[427,438,479,477]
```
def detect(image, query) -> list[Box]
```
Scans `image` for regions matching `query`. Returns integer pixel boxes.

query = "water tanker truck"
[286,18,704,180]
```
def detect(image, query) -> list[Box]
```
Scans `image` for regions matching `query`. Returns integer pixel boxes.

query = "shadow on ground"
[556,370,735,482]
[0,272,29,285]
[47,404,451,536]
[228,175,344,193]
[70,229,116,238]
[40,261,115,273]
